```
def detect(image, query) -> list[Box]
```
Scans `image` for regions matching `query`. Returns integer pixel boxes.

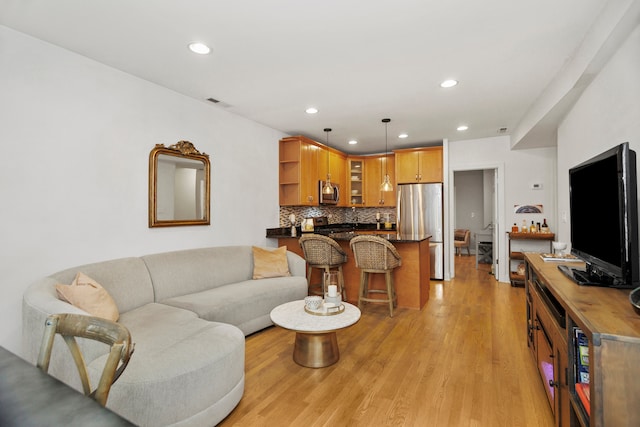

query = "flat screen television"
[562,142,639,288]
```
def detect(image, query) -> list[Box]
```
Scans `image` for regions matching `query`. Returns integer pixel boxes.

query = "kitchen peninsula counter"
[269,229,431,310]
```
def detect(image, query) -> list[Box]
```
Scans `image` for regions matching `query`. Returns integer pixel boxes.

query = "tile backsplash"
[279,206,396,226]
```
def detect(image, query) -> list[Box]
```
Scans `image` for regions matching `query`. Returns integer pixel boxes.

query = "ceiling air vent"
[498,127,507,133]
[206,97,232,108]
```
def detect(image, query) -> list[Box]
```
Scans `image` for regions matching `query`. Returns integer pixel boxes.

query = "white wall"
[0,26,287,354]
[448,136,556,281]
[557,23,640,247]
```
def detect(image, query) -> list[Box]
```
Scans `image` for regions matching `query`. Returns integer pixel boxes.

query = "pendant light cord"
[380,118,392,192]
[322,128,333,194]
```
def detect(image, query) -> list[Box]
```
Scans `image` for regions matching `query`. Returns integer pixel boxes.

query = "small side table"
[270,300,361,368]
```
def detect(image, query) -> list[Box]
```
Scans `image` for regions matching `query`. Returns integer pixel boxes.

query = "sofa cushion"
[160,276,308,335]
[49,257,154,313]
[252,246,290,279]
[142,246,256,302]
[55,272,120,321]
[97,303,245,427]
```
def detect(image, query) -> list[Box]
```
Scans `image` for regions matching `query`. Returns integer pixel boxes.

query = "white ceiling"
[0,0,613,154]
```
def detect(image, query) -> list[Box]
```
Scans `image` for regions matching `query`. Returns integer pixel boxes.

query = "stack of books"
[575,383,591,416]
[574,328,590,416]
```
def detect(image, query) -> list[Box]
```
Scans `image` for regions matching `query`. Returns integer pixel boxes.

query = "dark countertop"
[267,222,392,236]
[324,231,431,243]
[266,224,430,243]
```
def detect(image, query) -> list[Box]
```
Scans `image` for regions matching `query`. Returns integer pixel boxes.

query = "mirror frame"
[149,141,210,228]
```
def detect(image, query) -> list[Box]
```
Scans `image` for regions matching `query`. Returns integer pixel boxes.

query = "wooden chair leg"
[338,265,346,301]
[386,270,394,317]
[358,271,367,309]
[391,272,397,306]
[306,265,313,294]
[323,266,330,296]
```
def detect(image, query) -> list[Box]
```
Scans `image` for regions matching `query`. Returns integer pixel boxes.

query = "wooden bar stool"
[350,235,402,317]
[298,234,348,300]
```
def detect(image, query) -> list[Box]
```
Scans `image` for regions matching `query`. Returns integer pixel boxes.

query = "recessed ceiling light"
[188,42,211,55]
[348,140,358,145]
[457,125,469,131]
[398,133,409,139]
[305,107,318,114]
[440,79,458,88]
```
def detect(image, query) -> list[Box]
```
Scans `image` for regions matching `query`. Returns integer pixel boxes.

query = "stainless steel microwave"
[318,181,340,205]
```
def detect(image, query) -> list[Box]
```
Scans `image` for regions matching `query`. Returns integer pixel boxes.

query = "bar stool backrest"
[350,235,402,271]
[299,234,347,266]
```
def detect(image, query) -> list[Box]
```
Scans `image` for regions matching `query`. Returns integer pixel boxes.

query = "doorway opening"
[450,167,501,281]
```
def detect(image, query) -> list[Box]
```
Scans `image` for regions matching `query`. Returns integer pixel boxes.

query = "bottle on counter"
[302,218,314,232]
[384,213,392,229]
[530,221,536,233]
[521,219,527,232]
[541,218,550,233]
[289,214,297,237]
[511,223,519,232]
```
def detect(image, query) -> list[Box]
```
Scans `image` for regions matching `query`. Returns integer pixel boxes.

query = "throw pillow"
[252,246,291,279]
[56,272,120,321]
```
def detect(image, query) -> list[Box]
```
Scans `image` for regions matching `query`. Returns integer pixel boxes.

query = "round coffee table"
[270,300,361,368]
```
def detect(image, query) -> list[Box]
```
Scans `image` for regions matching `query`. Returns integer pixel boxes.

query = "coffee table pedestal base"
[293,332,339,368]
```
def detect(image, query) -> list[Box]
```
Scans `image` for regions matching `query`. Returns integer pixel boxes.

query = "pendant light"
[322,128,334,194]
[380,118,393,192]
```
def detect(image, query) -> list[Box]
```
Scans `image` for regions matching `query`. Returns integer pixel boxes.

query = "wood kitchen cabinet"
[364,154,395,207]
[525,254,640,427]
[279,136,319,206]
[280,137,436,206]
[394,146,443,183]
[319,148,347,207]
[279,135,347,206]
[347,155,395,207]
[347,157,365,206]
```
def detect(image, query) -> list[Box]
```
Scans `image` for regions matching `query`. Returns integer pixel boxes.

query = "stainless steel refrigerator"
[397,183,444,280]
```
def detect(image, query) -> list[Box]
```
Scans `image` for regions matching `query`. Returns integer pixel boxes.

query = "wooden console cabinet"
[525,254,640,427]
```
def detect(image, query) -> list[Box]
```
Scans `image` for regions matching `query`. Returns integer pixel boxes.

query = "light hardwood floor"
[218,256,554,427]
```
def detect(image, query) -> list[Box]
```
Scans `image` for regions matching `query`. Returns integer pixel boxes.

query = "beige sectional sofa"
[22,246,308,427]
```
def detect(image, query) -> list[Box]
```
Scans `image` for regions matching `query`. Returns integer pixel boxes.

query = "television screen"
[570,152,621,267]
[567,142,639,288]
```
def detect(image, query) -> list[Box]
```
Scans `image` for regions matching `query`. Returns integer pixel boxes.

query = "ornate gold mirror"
[149,141,210,227]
